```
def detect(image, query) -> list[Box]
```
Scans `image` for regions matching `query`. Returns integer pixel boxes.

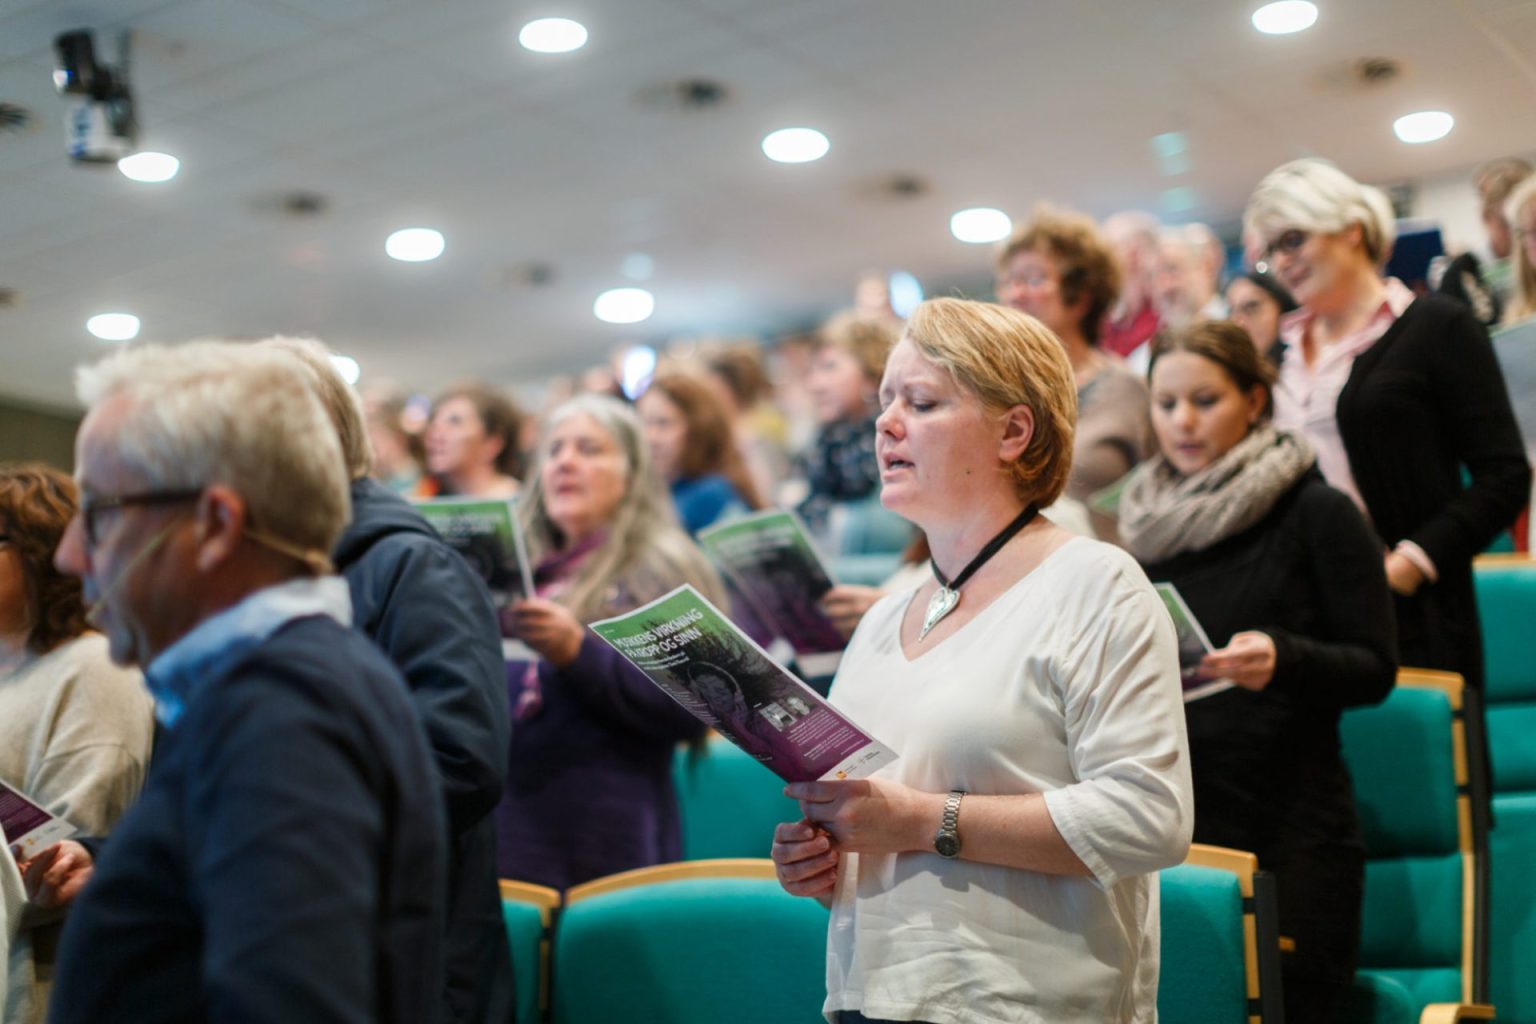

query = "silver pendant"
[919,586,960,640]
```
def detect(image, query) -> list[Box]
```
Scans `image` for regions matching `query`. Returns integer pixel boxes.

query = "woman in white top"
[771,298,1193,1024]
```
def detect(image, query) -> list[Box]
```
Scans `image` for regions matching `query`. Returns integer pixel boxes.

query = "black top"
[1141,470,1397,846]
[50,617,446,1024]
[333,478,514,1023]
[1332,294,1530,687]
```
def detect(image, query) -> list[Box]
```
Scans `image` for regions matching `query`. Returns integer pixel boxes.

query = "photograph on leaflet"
[1154,582,1235,702]
[697,509,846,667]
[412,496,536,604]
[591,584,896,783]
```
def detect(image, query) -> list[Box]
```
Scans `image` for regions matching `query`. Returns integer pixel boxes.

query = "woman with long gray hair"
[494,395,724,890]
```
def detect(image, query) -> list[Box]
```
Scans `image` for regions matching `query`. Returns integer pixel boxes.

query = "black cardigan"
[1140,470,1397,846]
[1333,294,1530,688]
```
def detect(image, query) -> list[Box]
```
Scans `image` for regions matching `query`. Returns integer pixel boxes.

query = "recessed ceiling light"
[761,127,830,164]
[1252,1,1317,34]
[1393,110,1454,144]
[118,151,179,183]
[385,228,445,262]
[594,287,655,324]
[949,207,1012,244]
[888,271,924,318]
[86,312,140,342]
[519,17,588,53]
[329,354,361,385]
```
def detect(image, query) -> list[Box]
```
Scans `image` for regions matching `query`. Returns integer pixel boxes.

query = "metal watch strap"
[934,790,965,858]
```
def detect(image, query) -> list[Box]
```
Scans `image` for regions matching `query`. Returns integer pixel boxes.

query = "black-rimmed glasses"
[80,490,204,547]
[1263,229,1310,261]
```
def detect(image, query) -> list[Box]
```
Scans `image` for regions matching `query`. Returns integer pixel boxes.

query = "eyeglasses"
[80,489,204,547]
[1263,229,1310,260]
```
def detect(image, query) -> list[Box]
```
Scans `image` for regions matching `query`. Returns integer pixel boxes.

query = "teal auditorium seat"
[499,879,561,1024]
[829,493,915,557]
[674,738,802,860]
[550,860,828,1024]
[1474,556,1536,795]
[1159,843,1284,1023]
[1475,555,1536,1023]
[1339,671,1494,1023]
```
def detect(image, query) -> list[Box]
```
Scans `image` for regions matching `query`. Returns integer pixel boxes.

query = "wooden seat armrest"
[1420,1003,1495,1023]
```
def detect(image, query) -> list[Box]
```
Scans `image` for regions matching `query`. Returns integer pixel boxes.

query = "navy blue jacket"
[50,617,445,1024]
[334,478,514,1024]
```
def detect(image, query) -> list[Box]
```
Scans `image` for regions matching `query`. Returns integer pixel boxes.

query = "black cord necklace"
[920,503,1040,640]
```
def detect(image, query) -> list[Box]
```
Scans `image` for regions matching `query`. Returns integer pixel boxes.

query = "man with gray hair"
[46,342,445,1023]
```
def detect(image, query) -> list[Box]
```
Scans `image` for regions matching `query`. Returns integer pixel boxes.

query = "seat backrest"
[1474,555,1536,793]
[674,739,802,860]
[1490,792,1536,1024]
[500,879,561,1024]
[1340,672,1474,1009]
[551,860,828,1024]
[1158,859,1251,1023]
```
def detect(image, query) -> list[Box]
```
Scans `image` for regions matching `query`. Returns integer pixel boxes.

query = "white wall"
[1405,149,1536,256]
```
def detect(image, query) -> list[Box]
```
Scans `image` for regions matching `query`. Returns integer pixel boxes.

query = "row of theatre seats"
[497,554,1536,1024]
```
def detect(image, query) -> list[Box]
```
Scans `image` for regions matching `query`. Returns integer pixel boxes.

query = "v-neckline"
[896,535,1082,664]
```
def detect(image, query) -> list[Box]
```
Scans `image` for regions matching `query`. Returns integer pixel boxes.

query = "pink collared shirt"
[1273,278,1438,579]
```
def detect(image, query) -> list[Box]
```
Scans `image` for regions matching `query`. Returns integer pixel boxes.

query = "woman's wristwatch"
[934,790,965,858]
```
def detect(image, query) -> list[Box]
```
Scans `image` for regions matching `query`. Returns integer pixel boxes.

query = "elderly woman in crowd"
[419,381,525,499]
[995,205,1153,507]
[1121,321,1396,1022]
[1,464,154,1024]
[637,368,766,533]
[1245,158,1530,826]
[772,297,1192,1024]
[495,395,725,891]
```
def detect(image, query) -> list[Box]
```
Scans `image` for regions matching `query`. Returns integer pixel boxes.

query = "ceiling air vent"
[1354,58,1402,85]
[635,77,731,113]
[854,173,932,202]
[0,288,20,309]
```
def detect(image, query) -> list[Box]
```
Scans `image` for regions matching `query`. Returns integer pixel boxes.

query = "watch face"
[934,833,960,858]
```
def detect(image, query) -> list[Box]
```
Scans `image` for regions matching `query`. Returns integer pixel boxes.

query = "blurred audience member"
[1504,174,1536,325]
[1227,270,1299,363]
[1122,321,1395,1021]
[269,339,516,1024]
[638,369,766,533]
[1247,158,1531,830]
[1476,157,1533,305]
[2,464,153,1024]
[797,313,897,538]
[1156,223,1228,334]
[702,344,790,504]
[362,387,425,495]
[497,395,725,891]
[997,205,1153,508]
[1101,211,1164,359]
[422,382,524,499]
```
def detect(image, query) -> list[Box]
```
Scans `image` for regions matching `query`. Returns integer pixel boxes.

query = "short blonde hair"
[902,298,1077,507]
[816,310,900,385]
[75,341,349,569]
[1244,158,1397,265]
[259,336,373,481]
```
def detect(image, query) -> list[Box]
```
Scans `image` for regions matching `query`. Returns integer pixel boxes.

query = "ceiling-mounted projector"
[54,29,137,164]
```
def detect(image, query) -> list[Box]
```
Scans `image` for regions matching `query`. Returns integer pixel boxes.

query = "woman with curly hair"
[1,463,154,1024]
[996,205,1154,505]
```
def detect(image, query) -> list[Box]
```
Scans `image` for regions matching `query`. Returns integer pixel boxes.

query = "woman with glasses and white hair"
[772,298,1192,1024]
[1,464,153,1024]
[494,395,725,891]
[1245,158,1530,822]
